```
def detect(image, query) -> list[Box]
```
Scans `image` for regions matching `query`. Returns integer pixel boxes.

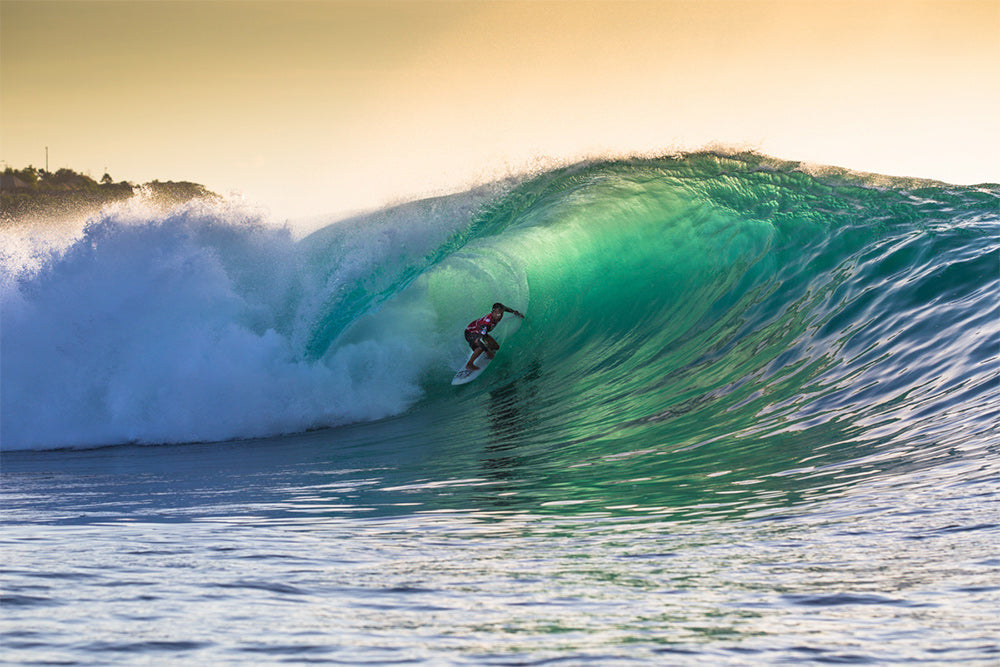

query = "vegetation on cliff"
[1,166,218,223]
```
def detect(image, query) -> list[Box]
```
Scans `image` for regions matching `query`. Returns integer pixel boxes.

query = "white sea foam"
[1,200,448,450]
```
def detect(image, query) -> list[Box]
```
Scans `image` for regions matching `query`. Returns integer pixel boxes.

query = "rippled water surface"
[3,430,998,666]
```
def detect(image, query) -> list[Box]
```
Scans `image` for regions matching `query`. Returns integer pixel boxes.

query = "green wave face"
[347,153,999,516]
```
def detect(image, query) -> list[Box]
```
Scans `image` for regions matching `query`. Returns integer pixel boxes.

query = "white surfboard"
[451,354,493,385]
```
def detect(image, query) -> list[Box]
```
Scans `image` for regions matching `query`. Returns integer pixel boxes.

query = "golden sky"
[2,0,998,221]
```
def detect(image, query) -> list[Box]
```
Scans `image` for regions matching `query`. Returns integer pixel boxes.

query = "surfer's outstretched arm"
[497,303,525,319]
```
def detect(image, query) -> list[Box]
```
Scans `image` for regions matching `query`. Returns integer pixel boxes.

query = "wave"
[2,152,998,461]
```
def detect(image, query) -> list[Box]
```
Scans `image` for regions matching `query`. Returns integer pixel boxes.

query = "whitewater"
[2,152,998,665]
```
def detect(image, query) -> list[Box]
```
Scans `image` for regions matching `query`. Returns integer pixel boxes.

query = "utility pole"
[45,147,49,172]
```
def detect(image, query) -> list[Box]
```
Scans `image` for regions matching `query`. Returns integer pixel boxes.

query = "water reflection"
[1,388,991,528]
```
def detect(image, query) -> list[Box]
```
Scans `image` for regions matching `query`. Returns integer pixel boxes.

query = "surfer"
[465,302,524,370]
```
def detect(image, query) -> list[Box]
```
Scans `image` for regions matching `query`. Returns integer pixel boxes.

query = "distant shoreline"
[1,166,218,224]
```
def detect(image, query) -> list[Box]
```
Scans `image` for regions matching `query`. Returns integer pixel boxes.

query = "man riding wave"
[464,302,524,371]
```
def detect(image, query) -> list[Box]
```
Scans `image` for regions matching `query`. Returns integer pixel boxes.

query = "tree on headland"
[7,165,39,187]
[1,165,218,224]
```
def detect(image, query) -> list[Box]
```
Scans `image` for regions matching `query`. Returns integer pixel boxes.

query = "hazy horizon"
[3,0,998,222]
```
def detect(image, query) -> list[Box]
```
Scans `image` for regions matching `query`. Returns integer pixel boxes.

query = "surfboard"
[451,354,493,385]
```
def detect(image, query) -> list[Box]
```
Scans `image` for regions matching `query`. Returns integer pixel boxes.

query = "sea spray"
[1,201,445,448]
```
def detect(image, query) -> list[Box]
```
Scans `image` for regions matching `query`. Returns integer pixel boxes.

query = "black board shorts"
[465,329,487,351]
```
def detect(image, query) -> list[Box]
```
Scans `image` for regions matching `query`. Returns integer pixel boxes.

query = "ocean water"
[2,152,998,665]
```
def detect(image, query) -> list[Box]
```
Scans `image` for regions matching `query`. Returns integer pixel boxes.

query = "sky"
[2,0,998,222]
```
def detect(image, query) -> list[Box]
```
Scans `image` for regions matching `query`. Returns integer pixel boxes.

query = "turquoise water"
[2,152,998,664]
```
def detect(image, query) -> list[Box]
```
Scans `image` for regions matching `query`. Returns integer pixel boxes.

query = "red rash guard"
[466,313,500,336]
